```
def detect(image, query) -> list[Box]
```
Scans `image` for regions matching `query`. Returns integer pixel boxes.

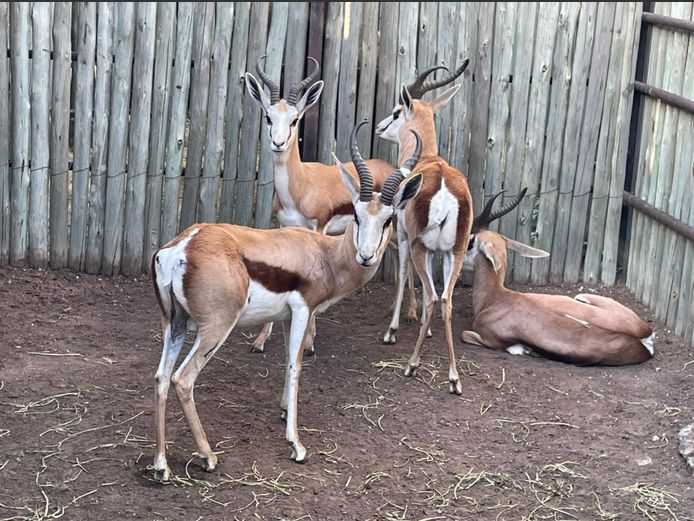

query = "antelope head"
[245,56,324,153]
[334,121,424,267]
[375,59,470,144]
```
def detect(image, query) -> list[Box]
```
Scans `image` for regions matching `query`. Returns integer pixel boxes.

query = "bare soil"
[0,265,692,521]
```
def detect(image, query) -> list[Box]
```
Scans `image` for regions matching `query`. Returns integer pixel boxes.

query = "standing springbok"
[368,61,477,395]
[461,230,655,366]
[244,57,399,353]
[151,122,423,481]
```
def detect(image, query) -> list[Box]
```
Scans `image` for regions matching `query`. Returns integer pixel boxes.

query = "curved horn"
[405,64,449,99]
[407,59,470,99]
[349,120,373,202]
[255,55,280,104]
[381,130,422,207]
[472,187,527,232]
[286,57,320,105]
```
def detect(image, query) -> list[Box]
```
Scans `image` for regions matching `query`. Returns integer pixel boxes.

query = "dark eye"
[265,115,272,125]
[290,118,298,127]
[393,109,400,120]
[383,216,393,229]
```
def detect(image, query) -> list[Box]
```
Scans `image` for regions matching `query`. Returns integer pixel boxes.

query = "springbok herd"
[149,56,655,481]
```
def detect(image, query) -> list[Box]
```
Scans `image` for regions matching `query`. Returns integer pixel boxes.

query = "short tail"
[640,332,655,357]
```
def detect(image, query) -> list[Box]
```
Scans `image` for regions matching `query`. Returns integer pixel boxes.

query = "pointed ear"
[245,73,271,111]
[295,80,324,115]
[399,83,414,114]
[429,84,460,113]
[392,172,423,209]
[479,241,502,272]
[505,238,550,258]
[333,153,360,202]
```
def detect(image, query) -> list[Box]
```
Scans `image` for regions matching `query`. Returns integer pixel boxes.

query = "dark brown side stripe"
[243,257,308,294]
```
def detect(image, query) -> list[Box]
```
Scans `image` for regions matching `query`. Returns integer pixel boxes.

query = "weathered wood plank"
[394,1,418,157]
[563,2,616,283]
[29,3,52,268]
[122,3,156,276]
[9,3,30,265]
[531,2,581,284]
[282,2,310,99]
[416,2,438,75]
[373,2,399,167]
[500,3,536,254]
[547,2,598,283]
[234,1,269,226]
[434,1,456,163]
[335,1,362,162]
[69,2,96,271]
[468,2,494,215]
[484,2,517,235]
[255,2,288,229]
[179,2,214,231]
[143,2,175,272]
[301,2,325,163]
[356,2,379,157]
[513,2,560,283]
[316,2,343,165]
[85,2,114,274]
[0,3,9,265]
[198,2,233,224]
[219,2,250,224]
[50,2,72,269]
[102,2,135,275]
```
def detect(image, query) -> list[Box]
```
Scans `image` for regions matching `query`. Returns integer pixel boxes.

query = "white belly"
[277,207,318,231]
[236,281,293,327]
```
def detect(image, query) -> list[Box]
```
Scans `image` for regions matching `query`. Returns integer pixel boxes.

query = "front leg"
[284,305,311,463]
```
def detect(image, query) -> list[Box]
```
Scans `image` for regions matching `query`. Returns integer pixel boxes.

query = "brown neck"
[398,110,439,166]
[472,255,507,316]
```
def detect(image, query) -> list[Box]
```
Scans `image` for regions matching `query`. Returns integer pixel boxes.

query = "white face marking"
[564,314,590,328]
[155,228,200,315]
[640,332,655,356]
[507,345,529,356]
[264,104,300,153]
[419,180,459,252]
[352,200,395,267]
[375,104,405,143]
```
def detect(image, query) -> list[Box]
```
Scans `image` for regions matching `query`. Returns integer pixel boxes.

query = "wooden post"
[70,2,96,271]
[255,2,288,229]
[179,2,214,231]
[334,2,361,162]
[143,2,175,272]
[103,3,135,275]
[434,1,456,163]
[9,3,30,266]
[29,3,52,268]
[219,2,251,224]
[316,2,343,165]
[85,2,114,274]
[0,2,9,265]
[50,2,72,269]
[302,2,325,163]
[122,3,156,276]
[355,2,379,158]
[161,2,194,244]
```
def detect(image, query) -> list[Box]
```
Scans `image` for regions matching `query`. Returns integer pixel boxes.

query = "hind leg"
[384,230,411,344]
[251,322,273,353]
[441,251,464,395]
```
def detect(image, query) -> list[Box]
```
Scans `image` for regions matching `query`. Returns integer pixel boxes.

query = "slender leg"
[384,231,411,344]
[406,257,418,321]
[405,243,438,378]
[170,316,238,474]
[153,309,189,481]
[462,330,485,346]
[302,314,316,356]
[419,250,434,338]
[441,251,465,395]
[280,319,291,420]
[251,322,273,353]
[284,305,311,462]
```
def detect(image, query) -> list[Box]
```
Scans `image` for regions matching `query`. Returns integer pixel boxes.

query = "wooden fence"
[0,2,647,286]
[625,2,694,345]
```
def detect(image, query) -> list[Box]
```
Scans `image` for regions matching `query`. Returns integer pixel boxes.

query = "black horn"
[286,57,320,105]
[380,130,422,207]
[472,187,528,232]
[255,55,280,104]
[406,59,470,99]
[349,120,374,202]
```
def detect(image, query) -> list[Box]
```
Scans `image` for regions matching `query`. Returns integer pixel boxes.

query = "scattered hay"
[592,492,618,520]
[615,482,680,520]
[9,391,81,415]
[372,357,440,390]
[399,437,448,466]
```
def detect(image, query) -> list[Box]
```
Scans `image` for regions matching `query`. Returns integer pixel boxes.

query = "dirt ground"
[0,264,692,521]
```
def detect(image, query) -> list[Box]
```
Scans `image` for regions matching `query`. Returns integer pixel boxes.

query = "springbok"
[150,122,423,481]
[244,57,399,353]
[366,60,478,395]
[461,229,655,366]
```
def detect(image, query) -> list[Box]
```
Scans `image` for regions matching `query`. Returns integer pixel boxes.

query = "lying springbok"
[461,230,655,366]
[151,122,423,481]
[368,61,477,395]
[244,57,399,353]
